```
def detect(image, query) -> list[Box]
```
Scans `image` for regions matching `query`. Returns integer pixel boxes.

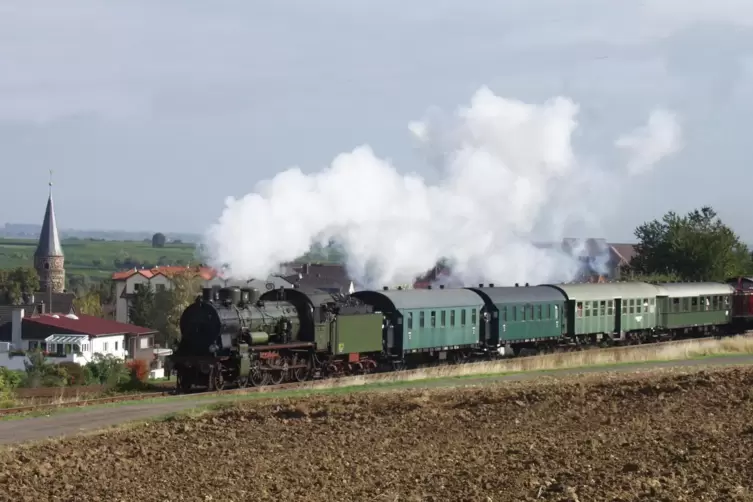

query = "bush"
[58,362,88,386]
[84,353,130,388]
[126,359,150,383]
[0,372,18,409]
[0,367,24,389]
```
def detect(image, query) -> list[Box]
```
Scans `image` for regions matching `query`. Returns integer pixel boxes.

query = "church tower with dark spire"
[34,172,65,293]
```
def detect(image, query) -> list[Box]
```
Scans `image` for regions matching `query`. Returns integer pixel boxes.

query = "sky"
[1,1,752,243]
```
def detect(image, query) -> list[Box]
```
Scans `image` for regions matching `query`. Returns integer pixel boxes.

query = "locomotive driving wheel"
[267,359,287,385]
[292,356,311,382]
[248,362,268,387]
[210,366,225,391]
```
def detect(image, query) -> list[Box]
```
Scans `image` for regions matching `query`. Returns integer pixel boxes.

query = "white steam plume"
[204,86,682,288]
[615,108,683,175]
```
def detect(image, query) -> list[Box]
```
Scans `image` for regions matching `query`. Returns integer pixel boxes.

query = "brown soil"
[2,367,753,501]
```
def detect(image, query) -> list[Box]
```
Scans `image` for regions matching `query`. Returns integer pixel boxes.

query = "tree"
[152,232,166,248]
[152,270,202,345]
[0,267,40,304]
[628,206,753,282]
[128,285,156,328]
[73,290,104,317]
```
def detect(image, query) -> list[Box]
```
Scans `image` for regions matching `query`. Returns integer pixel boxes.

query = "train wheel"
[211,368,225,391]
[248,365,268,387]
[177,371,193,393]
[292,358,311,382]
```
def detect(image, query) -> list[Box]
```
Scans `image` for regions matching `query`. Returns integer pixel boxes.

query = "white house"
[111,265,294,324]
[0,307,158,370]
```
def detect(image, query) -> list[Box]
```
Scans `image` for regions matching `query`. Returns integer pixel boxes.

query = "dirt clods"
[3,367,753,501]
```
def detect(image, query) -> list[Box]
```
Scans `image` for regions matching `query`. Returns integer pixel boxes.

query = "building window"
[156,284,166,293]
[114,341,119,351]
[103,342,109,351]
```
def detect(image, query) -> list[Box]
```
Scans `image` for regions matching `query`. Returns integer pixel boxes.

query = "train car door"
[615,298,623,334]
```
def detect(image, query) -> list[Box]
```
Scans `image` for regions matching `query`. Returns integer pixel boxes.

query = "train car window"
[522,306,527,321]
[643,299,649,313]
[502,307,507,322]
[440,310,446,328]
[555,305,560,320]
[607,301,613,316]
[450,309,456,327]
[725,296,730,306]
[528,305,534,320]
[431,311,436,328]
[546,304,551,319]
[577,302,583,317]
[472,309,477,325]
[600,301,606,316]
[628,299,634,314]
[419,311,425,328]
[712,296,718,309]
[672,298,679,312]
[461,309,466,326]
[407,312,413,330]
[691,297,698,311]
[683,298,689,311]
[536,304,542,320]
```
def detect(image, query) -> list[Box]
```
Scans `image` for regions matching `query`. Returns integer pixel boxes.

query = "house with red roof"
[111,265,220,323]
[0,306,158,369]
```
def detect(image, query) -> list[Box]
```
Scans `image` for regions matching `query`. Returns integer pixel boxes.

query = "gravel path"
[2,354,752,446]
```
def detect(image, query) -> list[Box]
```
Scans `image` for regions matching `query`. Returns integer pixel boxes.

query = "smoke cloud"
[615,108,683,175]
[204,86,682,288]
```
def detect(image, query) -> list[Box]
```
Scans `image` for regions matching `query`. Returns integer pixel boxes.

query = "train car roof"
[654,282,734,298]
[467,286,566,305]
[352,288,484,310]
[543,282,663,301]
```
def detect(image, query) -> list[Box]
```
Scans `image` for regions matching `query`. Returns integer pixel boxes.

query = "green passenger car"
[467,286,567,345]
[655,283,734,329]
[352,288,484,354]
[544,283,662,336]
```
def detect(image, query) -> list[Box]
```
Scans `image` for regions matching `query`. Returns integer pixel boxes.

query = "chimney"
[302,263,310,275]
[478,283,483,288]
[383,286,388,291]
[515,283,519,287]
[489,284,494,288]
[439,285,445,289]
[427,285,432,289]
[11,308,24,351]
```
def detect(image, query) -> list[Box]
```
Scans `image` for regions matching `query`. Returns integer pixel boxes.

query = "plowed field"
[2,366,753,501]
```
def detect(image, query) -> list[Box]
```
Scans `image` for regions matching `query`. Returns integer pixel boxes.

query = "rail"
[2,332,750,418]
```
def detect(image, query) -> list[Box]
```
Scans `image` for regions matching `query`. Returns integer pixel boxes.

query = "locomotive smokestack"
[202,288,212,302]
[383,286,388,291]
[439,285,445,289]
[489,283,494,287]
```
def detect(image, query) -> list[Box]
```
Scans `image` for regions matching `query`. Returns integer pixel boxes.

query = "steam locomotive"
[171,285,385,391]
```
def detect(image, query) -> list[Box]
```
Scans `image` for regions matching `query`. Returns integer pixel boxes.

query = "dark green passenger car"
[655,282,734,329]
[467,285,567,347]
[353,288,485,354]
[544,283,662,336]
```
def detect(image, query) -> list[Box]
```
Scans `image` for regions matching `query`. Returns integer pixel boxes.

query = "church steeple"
[34,171,65,293]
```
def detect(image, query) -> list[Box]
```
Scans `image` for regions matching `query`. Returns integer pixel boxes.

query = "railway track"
[2,332,749,418]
